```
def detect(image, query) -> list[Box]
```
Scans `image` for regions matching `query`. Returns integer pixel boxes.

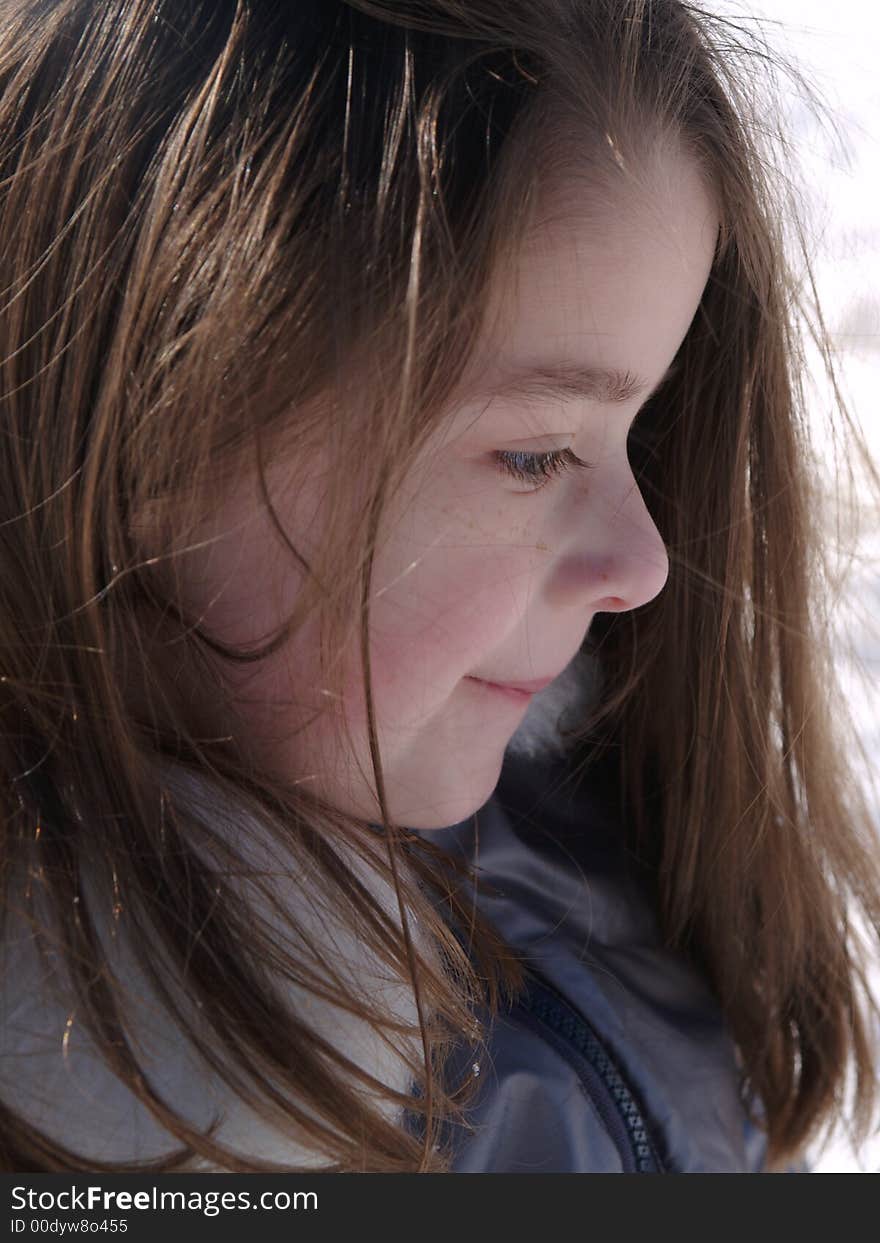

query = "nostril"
[596,596,626,610]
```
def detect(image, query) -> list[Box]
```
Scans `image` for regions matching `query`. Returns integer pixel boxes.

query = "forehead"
[461,147,719,403]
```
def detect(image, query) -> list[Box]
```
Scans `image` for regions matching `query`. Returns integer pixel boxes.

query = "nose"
[550,457,670,613]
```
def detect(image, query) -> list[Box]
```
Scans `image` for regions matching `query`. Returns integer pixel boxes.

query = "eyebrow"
[469,357,681,408]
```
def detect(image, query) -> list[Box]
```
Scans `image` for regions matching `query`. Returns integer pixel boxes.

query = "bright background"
[704,1,880,1172]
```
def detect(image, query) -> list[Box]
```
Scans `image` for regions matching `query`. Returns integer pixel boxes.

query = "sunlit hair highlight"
[0,0,877,1172]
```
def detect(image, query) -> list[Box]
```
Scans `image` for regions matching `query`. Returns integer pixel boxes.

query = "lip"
[466,675,556,702]
[492,675,558,694]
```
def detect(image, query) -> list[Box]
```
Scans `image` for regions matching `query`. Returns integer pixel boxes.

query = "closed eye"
[493,446,595,490]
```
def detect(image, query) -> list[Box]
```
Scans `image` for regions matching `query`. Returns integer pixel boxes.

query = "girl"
[0,0,878,1174]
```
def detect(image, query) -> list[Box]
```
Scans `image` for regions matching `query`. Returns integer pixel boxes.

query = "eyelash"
[493,446,595,490]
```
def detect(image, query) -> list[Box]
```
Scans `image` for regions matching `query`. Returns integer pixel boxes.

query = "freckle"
[535,541,550,552]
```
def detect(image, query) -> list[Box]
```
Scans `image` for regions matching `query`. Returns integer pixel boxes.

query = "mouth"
[465,677,542,705]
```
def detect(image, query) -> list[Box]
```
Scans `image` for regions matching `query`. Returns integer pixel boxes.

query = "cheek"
[364,517,538,711]
[180,448,545,763]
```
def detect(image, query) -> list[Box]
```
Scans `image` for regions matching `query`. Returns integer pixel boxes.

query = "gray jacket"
[409,737,781,1173]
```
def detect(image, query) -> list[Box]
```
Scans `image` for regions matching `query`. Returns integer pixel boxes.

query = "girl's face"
[176,143,718,829]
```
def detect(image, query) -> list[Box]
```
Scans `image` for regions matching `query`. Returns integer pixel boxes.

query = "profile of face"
[173,140,718,829]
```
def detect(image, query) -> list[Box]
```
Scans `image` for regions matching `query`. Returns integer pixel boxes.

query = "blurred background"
[705,0,880,1172]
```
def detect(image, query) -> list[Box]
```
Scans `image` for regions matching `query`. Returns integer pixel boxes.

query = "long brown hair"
[0,0,878,1172]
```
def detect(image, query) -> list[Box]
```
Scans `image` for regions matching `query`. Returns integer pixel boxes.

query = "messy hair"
[0,0,878,1172]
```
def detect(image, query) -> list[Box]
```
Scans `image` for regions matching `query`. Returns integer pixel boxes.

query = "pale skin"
[169,142,719,829]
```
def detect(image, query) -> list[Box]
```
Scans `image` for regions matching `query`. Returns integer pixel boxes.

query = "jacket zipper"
[511,962,665,1173]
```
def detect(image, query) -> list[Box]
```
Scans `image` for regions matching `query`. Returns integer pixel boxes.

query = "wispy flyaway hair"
[0,0,878,1171]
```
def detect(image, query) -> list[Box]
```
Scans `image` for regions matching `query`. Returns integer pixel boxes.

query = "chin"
[390,764,504,830]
